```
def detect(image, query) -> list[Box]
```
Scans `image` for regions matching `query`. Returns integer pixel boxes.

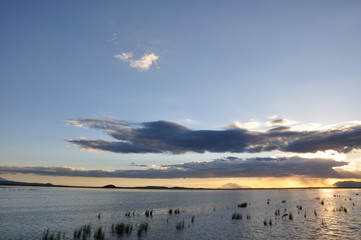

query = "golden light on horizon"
[1,174,348,189]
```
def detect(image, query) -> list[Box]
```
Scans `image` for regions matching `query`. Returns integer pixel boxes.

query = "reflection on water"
[1,187,361,239]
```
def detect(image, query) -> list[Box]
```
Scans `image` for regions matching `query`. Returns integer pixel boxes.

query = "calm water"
[1,187,361,239]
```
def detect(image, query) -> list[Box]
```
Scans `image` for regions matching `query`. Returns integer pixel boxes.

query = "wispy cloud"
[0,156,353,179]
[66,119,361,154]
[267,118,298,127]
[227,120,260,130]
[114,52,159,71]
[114,52,133,61]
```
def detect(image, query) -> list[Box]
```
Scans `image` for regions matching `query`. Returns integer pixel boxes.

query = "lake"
[1,187,361,239]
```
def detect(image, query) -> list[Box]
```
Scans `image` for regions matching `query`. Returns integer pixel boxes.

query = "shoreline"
[1,182,361,191]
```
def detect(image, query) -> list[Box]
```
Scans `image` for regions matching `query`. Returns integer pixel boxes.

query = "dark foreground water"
[1,187,361,239]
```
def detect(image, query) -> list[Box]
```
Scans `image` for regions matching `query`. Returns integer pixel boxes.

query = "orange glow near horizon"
[1,174,348,189]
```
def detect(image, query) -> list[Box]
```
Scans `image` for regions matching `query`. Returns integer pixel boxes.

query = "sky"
[1,1,361,188]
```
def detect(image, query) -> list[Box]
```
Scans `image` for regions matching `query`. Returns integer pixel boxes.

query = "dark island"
[102,184,117,188]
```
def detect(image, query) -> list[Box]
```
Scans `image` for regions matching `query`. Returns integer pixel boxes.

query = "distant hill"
[102,184,117,188]
[220,183,251,189]
[0,178,54,187]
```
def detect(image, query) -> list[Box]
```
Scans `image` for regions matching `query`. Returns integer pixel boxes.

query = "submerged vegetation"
[175,221,185,230]
[93,227,105,240]
[36,191,359,239]
[237,202,248,208]
[42,230,64,240]
[112,222,133,236]
[73,224,91,239]
[231,212,242,220]
[145,210,153,217]
[137,222,148,237]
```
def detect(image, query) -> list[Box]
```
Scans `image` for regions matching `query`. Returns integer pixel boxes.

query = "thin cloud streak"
[66,119,361,154]
[0,157,351,179]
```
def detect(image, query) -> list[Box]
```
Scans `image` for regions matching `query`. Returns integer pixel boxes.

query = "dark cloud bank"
[66,119,361,154]
[333,181,361,187]
[0,156,352,179]
[3,119,357,181]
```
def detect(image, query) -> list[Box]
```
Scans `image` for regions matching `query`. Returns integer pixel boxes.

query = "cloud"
[66,119,361,154]
[333,181,361,187]
[227,120,260,130]
[114,52,159,71]
[167,156,348,178]
[0,156,351,179]
[129,53,159,71]
[267,118,298,127]
[114,52,133,61]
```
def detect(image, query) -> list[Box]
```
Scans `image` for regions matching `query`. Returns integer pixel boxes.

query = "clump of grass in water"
[93,227,105,240]
[42,229,63,240]
[137,222,148,237]
[74,224,91,239]
[334,206,348,213]
[238,202,247,208]
[112,223,133,236]
[125,224,133,234]
[145,210,153,217]
[263,219,272,226]
[232,213,242,220]
[343,207,347,213]
[275,209,280,217]
[176,221,185,230]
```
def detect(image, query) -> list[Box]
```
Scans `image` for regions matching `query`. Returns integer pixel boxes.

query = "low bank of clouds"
[333,181,361,187]
[66,119,361,154]
[0,156,354,179]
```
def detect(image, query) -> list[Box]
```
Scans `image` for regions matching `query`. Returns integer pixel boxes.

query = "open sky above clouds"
[1,1,361,188]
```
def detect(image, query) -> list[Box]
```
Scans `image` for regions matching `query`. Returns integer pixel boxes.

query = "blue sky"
[1,1,361,188]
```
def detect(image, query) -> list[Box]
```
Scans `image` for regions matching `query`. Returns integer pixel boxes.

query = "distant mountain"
[334,181,361,188]
[0,178,54,187]
[220,183,251,189]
